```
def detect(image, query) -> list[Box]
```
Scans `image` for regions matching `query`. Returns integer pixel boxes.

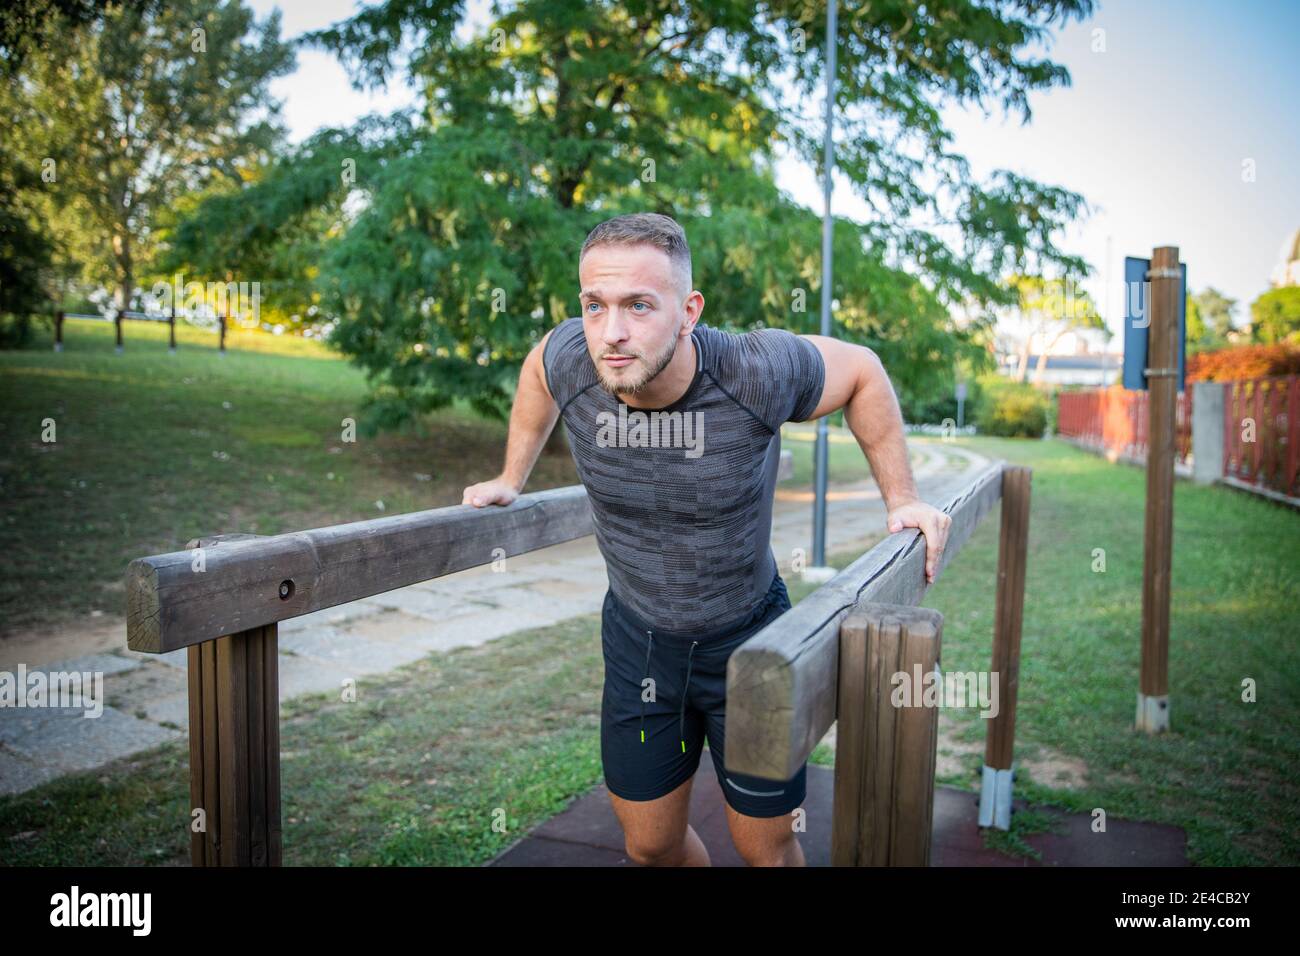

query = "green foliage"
[971,375,1049,437]
[0,159,54,323]
[1002,273,1105,383]
[165,0,1094,432]
[0,314,37,349]
[1187,286,1238,353]
[3,0,294,314]
[1250,286,1300,345]
[0,0,111,76]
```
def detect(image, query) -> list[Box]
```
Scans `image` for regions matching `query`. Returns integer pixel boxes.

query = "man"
[462,212,951,867]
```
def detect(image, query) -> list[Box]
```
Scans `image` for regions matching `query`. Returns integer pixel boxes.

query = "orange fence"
[1057,386,1192,465]
[1223,375,1300,498]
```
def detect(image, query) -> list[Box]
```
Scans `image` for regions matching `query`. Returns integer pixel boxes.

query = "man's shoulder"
[695,322,825,428]
[542,315,586,364]
[696,322,811,379]
[542,316,595,408]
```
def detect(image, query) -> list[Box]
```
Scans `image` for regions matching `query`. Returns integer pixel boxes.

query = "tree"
[0,0,114,345]
[1001,274,1103,383]
[4,0,294,317]
[169,0,1095,430]
[0,0,111,76]
[1250,287,1300,345]
[1187,286,1237,353]
[0,150,54,345]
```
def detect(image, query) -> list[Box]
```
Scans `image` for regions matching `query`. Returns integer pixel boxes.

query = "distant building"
[998,353,1122,387]
[1272,228,1300,288]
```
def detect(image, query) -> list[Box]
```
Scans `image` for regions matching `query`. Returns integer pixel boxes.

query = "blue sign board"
[1122,256,1186,391]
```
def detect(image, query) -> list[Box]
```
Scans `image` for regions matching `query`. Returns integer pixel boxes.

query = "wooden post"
[1137,246,1179,734]
[218,313,226,354]
[979,465,1031,829]
[168,305,177,353]
[54,309,64,352]
[832,604,943,866]
[114,308,124,353]
[187,623,282,866]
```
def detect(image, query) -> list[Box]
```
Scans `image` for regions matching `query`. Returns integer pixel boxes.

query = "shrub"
[0,313,36,349]
[972,376,1049,438]
[1187,343,1300,382]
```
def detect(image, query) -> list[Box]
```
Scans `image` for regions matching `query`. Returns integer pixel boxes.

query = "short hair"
[579,212,693,298]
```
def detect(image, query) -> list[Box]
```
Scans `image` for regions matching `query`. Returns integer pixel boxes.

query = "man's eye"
[632,302,648,311]
[585,302,600,313]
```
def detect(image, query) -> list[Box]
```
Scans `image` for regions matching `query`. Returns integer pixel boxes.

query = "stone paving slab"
[0,704,181,785]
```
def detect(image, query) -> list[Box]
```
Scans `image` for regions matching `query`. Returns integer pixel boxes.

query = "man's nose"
[601,310,630,346]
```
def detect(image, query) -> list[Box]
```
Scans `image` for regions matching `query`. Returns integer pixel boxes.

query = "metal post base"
[1135,693,1169,733]
[978,764,1013,830]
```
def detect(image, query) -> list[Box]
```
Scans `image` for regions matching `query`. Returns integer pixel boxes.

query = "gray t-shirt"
[542,316,826,635]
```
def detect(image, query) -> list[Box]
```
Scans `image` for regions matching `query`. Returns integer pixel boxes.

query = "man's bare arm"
[802,335,920,508]
[462,332,560,507]
[801,334,952,582]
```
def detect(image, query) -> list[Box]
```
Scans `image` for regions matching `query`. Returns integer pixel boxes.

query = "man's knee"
[625,831,689,866]
[728,806,805,867]
[735,830,799,867]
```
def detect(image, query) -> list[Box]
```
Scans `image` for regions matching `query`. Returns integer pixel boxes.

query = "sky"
[247,0,1300,351]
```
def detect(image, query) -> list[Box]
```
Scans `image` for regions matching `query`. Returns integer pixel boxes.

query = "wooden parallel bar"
[725,460,1005,781]
[126,485,594,653]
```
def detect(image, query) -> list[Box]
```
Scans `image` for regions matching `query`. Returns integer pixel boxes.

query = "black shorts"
[599,571,807,818]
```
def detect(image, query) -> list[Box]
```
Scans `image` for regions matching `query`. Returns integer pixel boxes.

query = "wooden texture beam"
[188,624,281,866]
[984,465,1031,771]
[832,604,943,866]
[127,485,593,653]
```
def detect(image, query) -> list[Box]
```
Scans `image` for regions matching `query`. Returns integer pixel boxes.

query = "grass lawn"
[0,317,579,634]
[1,435,1295,865]
[907,437,1298,865]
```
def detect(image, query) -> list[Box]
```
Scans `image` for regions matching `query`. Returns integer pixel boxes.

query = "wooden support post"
[832,604,943,867]
[168,306,177,353]
[54,309,64,352]
[187,623,282,866]
[218,313,226,354]
[1137,245,1179,734]
[980,465,1031,829]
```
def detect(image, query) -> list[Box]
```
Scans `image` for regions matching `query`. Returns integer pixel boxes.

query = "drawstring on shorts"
[639,631,654,743]
[637,631,700,754]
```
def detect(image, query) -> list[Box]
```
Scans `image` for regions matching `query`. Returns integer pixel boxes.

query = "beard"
[595,333,679,396]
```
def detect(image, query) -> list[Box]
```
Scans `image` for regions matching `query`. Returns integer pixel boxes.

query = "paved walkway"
[0,435,989,796]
